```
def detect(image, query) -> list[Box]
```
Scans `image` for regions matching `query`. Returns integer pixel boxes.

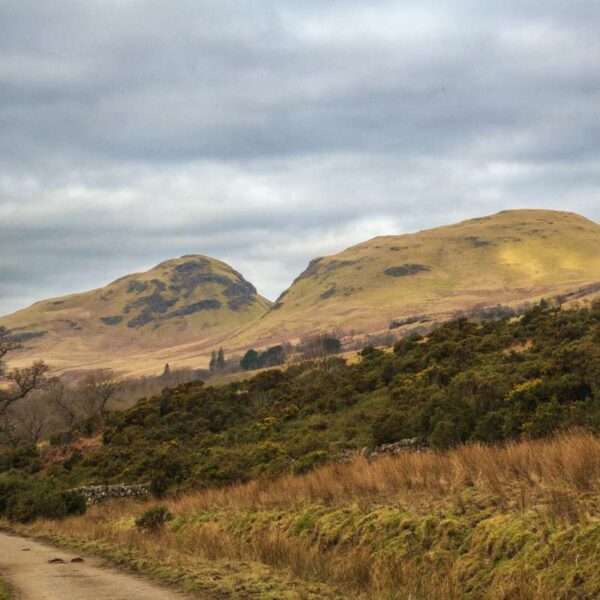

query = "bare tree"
[298,334,343,374]
[0,327,54,417]
[12,406,45,445]
[81,369,124,416]
[50,383,77,429]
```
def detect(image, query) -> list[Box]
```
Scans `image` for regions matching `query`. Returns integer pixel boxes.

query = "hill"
[24,301,600,491]
[0,256,271,375]
[4,301,600,598]
[4,209,600,375]
[229,209,600,350]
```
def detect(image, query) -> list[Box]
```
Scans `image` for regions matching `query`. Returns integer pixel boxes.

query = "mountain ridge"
[226,208,600,350]
[4,209,600,374]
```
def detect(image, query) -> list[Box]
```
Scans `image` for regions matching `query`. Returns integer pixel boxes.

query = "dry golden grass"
[167,430,600,516]
[16,432,600,599]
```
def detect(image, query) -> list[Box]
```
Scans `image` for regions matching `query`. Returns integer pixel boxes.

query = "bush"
[0,445,40,474]
[135,505,172,531]
[292,450,327,475]
[0,473,87,523]
[50,431,76,446]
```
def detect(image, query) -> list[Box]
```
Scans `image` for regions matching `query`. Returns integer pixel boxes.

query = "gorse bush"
[6,302,600,494]
[135,505,172,531]
[0,472,86,523]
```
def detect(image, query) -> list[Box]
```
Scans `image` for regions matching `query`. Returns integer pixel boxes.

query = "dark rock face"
[165,299,222,319]
[128,292,176,314]
[223,280,258,310]
[384,264,431,277]
[127,280,149,294]
[126,291,178,328]
[127,313,156,328]
[127,278,166,294]
[122,259,259,327]
[100,316,123,326]
[166,259,257,310]
[168,259,214,296]
[320,287,336,300]
[5,330,47,343]
[465,236,492,248]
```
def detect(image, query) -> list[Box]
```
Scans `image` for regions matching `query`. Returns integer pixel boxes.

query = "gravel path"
[0,530,194,600]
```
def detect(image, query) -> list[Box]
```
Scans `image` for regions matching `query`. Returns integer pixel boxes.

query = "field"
[14,432,600,599]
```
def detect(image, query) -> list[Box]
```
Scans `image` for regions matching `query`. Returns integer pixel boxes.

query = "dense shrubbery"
[4,302,600,495]
[0,472,86,522]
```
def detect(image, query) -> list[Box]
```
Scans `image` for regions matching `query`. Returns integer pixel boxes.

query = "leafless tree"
[0,327,54,417]
[13,406,45,445]
[50,383,77,429]
[297,333,343,374]
[81,369,124,416]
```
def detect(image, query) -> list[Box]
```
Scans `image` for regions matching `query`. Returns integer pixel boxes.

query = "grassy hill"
[18,301,599,493]
[4,209,600,375]
[0,256,271,376]
[3,301,600,597]
[229,209,600,350]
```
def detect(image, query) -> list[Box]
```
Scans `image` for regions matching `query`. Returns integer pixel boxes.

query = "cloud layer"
[1,1,599,313]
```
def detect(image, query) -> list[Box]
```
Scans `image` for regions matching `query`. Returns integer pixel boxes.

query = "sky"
[1,0,600,314]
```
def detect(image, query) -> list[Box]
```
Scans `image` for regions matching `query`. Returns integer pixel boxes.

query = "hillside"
[0,256,271,375]
[3,302,600,597]
[27,301,600,492]
[4,209,600,375]
[230,209,600,350]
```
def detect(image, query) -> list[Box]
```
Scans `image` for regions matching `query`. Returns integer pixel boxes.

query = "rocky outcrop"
[72,483,149,505]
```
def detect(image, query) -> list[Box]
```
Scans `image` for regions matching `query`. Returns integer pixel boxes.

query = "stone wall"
[72,483,150,505]
[335,438,428,463]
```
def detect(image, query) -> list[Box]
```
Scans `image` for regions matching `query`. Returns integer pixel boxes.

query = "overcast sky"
[1,0,600,314]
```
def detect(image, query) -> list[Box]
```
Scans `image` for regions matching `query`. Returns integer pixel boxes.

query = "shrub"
[0,473,87,523]
[292,450,327,475]
[0,445,40,474]
[135,505,172,531]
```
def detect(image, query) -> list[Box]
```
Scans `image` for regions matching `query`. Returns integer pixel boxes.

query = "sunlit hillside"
[4,210,600,375]
[0,256,272,375]
[229,209,600,350]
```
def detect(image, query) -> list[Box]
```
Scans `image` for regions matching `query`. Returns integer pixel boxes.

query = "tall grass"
[170,430,600,516]
[20,432,600,599]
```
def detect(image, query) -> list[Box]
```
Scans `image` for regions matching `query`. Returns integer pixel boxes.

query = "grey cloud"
[0,1,599,313]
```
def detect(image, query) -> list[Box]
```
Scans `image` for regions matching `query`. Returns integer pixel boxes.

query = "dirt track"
[0,530,193,599]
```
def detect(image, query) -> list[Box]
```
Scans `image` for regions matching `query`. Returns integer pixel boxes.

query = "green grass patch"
[0,578,13,600]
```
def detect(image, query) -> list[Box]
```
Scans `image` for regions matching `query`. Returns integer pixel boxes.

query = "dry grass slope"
[4,209,600,376]
[0,255,272,376]
[231,209,600,349]
[16,432,600,599]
